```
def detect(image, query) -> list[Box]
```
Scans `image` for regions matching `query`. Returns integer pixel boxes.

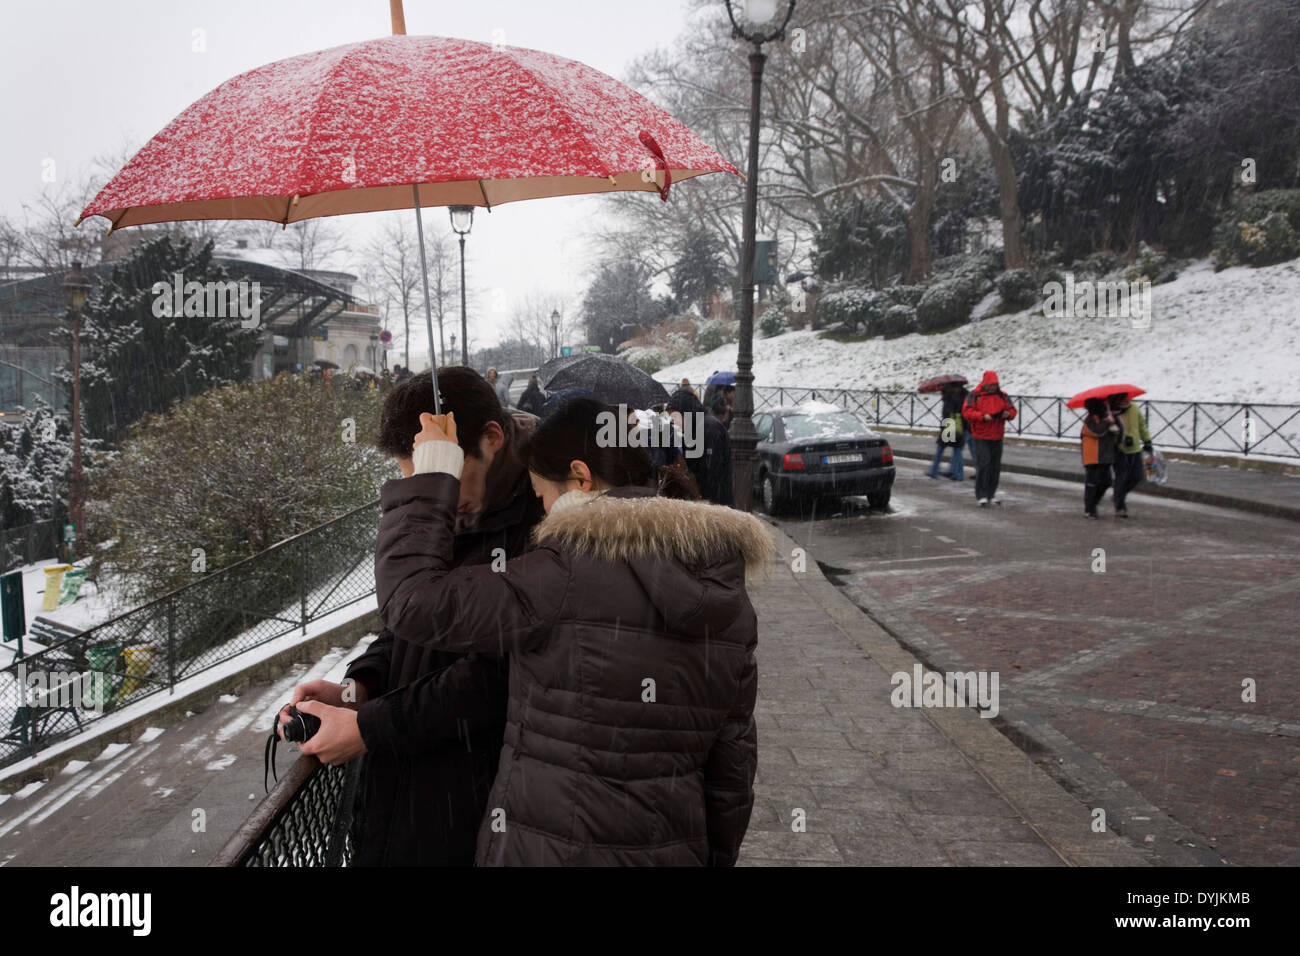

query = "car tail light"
[881,446,894,464]
[782,453,805,471]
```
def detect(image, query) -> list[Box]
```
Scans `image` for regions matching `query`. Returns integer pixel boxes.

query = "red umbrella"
[78,33,739,413]
[918,374,968,394]
[1066,384,1146,409]
[78,36,738,228]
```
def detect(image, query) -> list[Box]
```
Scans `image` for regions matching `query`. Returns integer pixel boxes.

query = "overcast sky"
[0,0,724,362]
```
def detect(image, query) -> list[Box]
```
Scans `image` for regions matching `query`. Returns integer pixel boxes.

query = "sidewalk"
[880,429,1300,521]
[739,522,1147,866]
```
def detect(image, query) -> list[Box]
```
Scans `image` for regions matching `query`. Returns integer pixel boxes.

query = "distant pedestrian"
[679,377,698,399]
[1108,392,1152,517]
[517,376,546,415]
[926,382,968,481]
[1080,397,1122,518]
[667,386,734,506]
[962,370,1017,506]
[709,394,731,430]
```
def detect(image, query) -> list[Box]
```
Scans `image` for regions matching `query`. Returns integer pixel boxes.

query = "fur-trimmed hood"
[533,487,773,571]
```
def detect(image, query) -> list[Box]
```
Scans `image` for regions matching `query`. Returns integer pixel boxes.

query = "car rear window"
[781,411,869,440]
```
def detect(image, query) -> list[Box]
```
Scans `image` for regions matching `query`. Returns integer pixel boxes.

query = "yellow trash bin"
[41,565,74,611]
[116,647,156,703]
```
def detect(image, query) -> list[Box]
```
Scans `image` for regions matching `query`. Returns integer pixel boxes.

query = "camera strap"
[263,727,282,794]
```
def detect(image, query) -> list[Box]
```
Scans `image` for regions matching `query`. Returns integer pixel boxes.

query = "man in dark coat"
[516,376,546,416]
[667,386,733,506]
[926,382,968,480]
[285,366,543,865]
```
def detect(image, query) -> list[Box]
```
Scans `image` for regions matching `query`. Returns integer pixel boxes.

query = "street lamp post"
[449,206,474,365]
[551,308,561,359]
[61,261,92,559]
[723,0,795,512]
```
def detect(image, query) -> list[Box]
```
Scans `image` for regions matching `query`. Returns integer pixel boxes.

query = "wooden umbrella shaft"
[390,0,406,36]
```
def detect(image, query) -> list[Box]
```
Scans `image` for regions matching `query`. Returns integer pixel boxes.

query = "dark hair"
[1084,397,1107,416]
[521,397,699,500]
[377,366,509,459]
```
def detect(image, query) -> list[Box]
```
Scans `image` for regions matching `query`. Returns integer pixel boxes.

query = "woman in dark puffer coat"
[375,397,769,866]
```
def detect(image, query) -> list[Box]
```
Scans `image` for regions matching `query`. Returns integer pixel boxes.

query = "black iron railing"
[0,500,380,770]
[675,383,1300,460]
[211,755,359,867]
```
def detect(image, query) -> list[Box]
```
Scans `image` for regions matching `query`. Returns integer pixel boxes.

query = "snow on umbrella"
[540,354,669,410]
[78,34,740,412]
[1066,384,1146,409]
[918,374,967,394]
[78,36,738,227]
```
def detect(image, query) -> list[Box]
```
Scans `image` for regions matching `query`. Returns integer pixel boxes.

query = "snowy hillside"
[661,258,1300,403]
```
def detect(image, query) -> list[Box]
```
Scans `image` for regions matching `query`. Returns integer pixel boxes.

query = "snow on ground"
[662,258,1300,403]
[0,594,377,785]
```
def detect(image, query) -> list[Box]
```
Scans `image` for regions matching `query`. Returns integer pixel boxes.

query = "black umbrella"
[538,354,670,409]
[313,358,340,370]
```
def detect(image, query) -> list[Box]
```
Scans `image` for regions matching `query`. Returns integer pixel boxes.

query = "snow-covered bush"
[1070,250,1123,280]
[625,350,664,375]
[92,374,388,611]
[885,285,926,308]
[694,319,725,354]
[1214,190,1300,268]
[995,268,1039,312]
[916,276,980,332]
[759,304,786,338]
[819,287,888,335]
[1124,242,1179,285]
[879,304,918,338]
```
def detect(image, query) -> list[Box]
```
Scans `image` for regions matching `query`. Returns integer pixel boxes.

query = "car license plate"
[823,453,862,465]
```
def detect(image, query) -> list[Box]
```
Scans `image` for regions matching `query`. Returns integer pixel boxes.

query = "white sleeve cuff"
[412,440,464,478]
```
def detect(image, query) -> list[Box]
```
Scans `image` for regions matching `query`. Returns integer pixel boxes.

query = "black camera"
[280,704,321,743]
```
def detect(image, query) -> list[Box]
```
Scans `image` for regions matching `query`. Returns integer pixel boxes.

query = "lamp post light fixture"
[551,308,561,359]
[449,205,474,365]
[722,0,796,512]
[61,261,92,557]
[449,331,457,367]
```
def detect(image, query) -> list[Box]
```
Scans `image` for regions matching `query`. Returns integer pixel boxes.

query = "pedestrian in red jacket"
[961,370,1017,506]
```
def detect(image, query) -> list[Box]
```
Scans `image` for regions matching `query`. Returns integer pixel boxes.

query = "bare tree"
[509,290,570,359]
[364,217,424,368]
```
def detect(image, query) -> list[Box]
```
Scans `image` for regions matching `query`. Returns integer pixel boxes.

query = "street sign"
[379,329,393,344]
[582,345,602,353]
[561,346,572,357]
[63,523,76,543]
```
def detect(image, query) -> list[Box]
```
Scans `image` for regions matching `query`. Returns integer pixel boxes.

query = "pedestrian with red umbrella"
[923,378,970,481]
[1110,392,1153,517]
[1080,397,1123,518]
[962,371,1017,506]
[1067,385,1149,517]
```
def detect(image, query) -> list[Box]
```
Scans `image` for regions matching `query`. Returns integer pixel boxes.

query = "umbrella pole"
[412,184,441,415]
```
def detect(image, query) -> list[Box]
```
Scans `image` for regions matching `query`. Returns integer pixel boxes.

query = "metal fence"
[0,520,58,573]
[737,386,1300,460]
[211,755,358,867]
[0,500,380,771]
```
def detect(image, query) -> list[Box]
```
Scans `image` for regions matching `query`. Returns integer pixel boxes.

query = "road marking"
[935,535,955,543]
[865,547,981,566]
[915,527,931,533]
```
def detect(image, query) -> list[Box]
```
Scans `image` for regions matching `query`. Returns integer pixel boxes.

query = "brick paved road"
[740,524,1145,867]
[773,459,1300,866]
